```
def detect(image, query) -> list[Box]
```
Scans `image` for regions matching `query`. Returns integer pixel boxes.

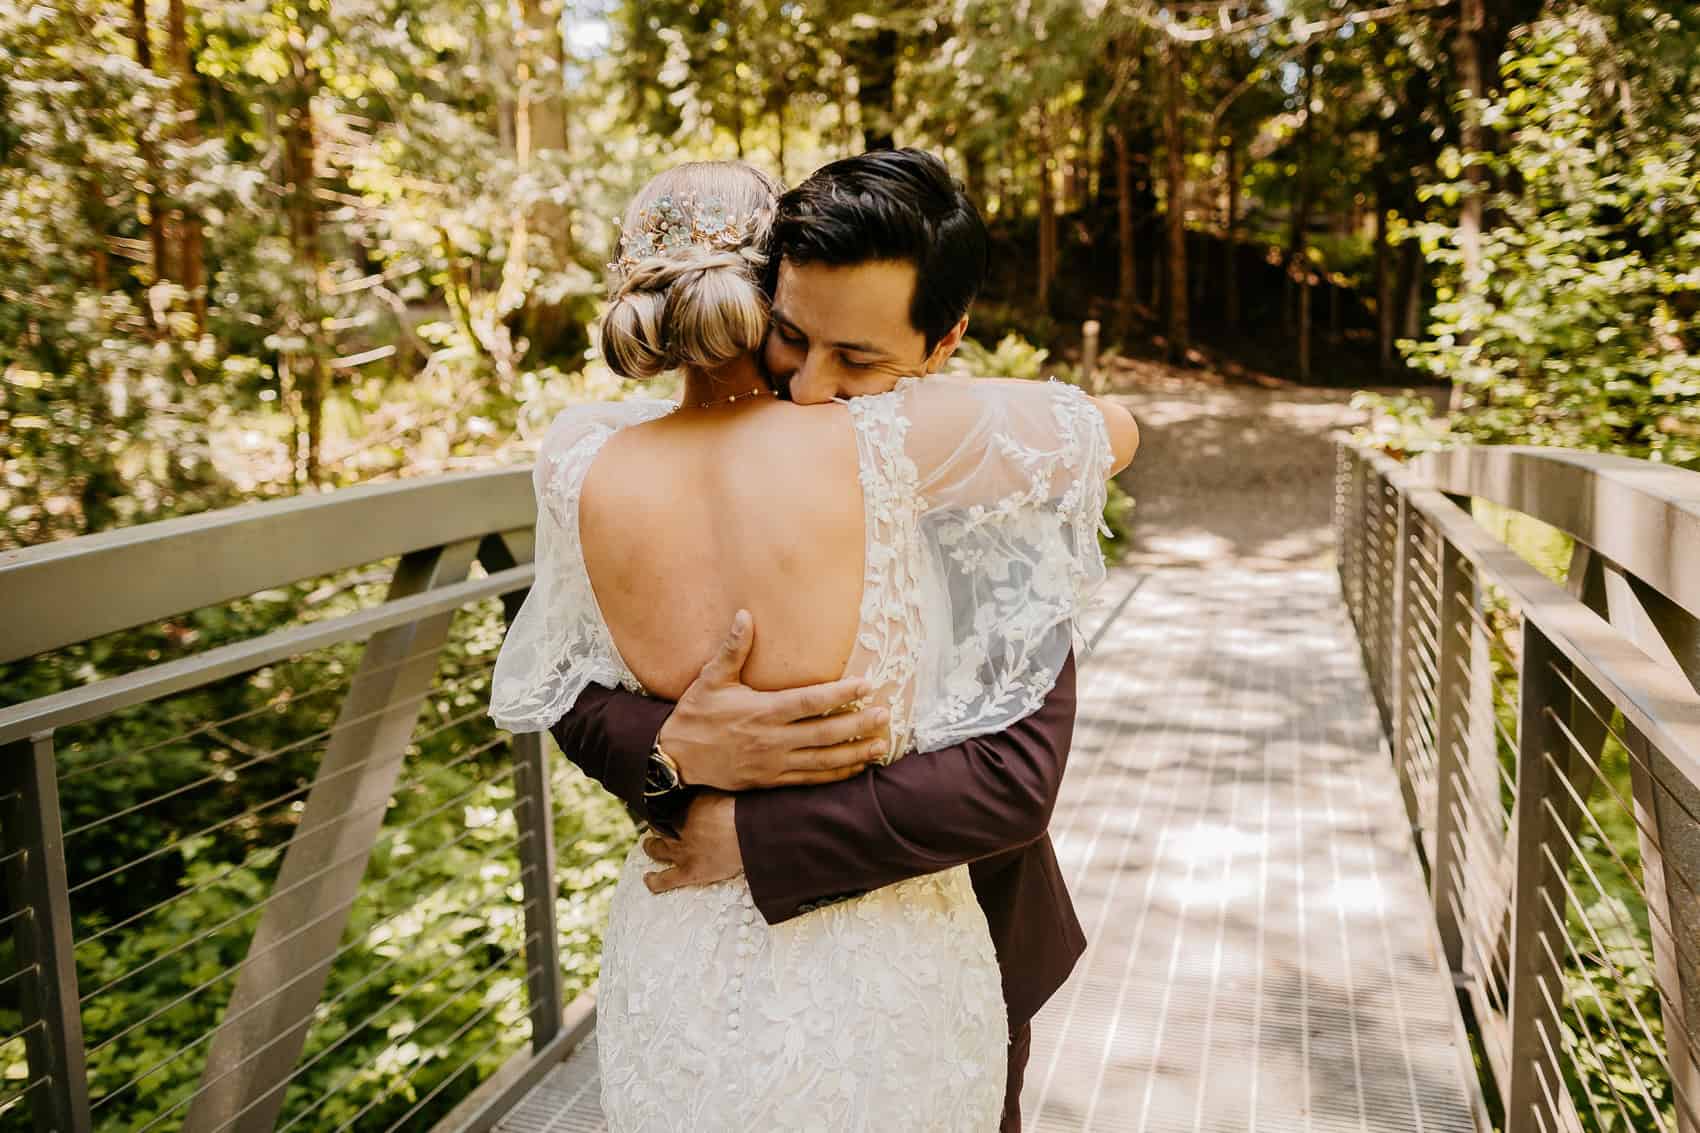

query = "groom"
[549,148,1085,1133]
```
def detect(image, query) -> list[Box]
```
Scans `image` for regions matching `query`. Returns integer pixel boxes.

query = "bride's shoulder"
[539,397,672,453]
[534,397,673,501]
[886,374,1087,416]
[543,396,673,435]
[874,375,1092,447]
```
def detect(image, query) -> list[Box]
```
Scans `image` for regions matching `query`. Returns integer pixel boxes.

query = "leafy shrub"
[1405,8,1700,465]
[950,332,1054,380]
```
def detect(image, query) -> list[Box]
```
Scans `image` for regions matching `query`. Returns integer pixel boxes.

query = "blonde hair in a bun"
[600,162,782,380]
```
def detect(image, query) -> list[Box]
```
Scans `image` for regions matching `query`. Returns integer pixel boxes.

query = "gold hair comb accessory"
[608,193,753,275]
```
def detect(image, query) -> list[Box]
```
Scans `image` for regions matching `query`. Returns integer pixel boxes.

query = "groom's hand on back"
[656,610,889,790]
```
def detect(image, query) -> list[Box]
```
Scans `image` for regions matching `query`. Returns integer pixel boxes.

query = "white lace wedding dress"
[489,375,1112,1131]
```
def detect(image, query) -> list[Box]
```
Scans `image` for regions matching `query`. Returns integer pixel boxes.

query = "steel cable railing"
[1338,440,1700,1133]
[0,468,614,1133]
[54,637,459,787]
[82,751,523,1060]
[86,826,526,1115]
[61,653,500,848]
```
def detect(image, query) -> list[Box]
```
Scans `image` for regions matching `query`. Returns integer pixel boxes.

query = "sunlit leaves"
[1406,3,1700,466]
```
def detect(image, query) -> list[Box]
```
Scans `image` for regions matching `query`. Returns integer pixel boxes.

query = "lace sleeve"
[487,398,673,733]
[894,376,1114,752]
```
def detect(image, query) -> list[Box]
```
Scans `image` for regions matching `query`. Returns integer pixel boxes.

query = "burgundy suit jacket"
[548,651,1087,1030]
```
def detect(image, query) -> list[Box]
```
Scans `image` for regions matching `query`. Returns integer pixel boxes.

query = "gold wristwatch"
[642,739,685,798]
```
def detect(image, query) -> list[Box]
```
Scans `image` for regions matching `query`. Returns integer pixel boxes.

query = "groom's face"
[763,258,964,405]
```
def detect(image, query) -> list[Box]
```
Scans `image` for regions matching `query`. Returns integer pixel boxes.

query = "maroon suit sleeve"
[736,650,1077,923]
[547,684,697,837]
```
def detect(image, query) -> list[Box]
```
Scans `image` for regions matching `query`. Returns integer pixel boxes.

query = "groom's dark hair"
[769,148,988,350]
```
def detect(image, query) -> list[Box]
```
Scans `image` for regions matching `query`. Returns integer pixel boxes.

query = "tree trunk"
[1374,152,1396,377]
[283,53,329,487]
[1191,227,1207,309]
[130,0,167,293]
[1097,119,1117,211]
[523,0,571,262]
[1452,0,1487,411]
[1224,136,1240,329]
[1112,125,1136,338]
[1163,34,1188,363]
[517,0,579,359]
[856,27,899,150]
[962,142,985,210]
[167,0,204,330]
[81,179,111,293]
[1299,271,1313,381]
[1285,46,1317,337]
[1037,112,1057,312]
[1398,239,1424,341]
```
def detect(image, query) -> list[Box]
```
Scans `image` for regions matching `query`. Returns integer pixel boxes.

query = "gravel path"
[1100,362,1447,570]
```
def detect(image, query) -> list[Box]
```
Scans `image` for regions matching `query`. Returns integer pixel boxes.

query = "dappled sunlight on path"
[1100,366,1446,571]
[1022,567,1480,1132]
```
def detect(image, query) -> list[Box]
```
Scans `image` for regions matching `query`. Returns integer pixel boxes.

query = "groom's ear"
[922,316,970,374]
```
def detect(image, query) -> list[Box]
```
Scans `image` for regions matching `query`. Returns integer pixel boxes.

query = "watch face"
[645,752,680,795]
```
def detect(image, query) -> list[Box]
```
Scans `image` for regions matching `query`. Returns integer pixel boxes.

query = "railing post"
[1350,447,1369,631]
[1504,623,1578,1133]
[1624,723,1700,1133]
[477,532,567,1053]
[1332,442,1346,598]
[1081,319,1102,394]
[510,732,565,1051]
[1389,492,1421,829]
[0,731,93,1133]
[1334,444,1353,626]
[1430,537,1471,976]
[1373,474,1393,714]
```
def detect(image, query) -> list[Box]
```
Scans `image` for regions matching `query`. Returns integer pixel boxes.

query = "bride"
[490,159,1136,1130]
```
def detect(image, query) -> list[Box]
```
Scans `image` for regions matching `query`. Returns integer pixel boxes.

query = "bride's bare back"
[578,399,866,701]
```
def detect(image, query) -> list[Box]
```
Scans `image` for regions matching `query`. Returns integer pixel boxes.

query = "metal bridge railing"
[1337,440,1700,1133]
[0,467,611,1133]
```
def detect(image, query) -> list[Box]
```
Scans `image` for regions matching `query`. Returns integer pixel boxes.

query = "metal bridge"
[2,439,1697,1132]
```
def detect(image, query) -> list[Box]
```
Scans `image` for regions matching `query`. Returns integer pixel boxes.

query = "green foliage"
[966,304,1063,354]
[951,332,1054,380]
[0,0,234,542]
[1099,480,1137,565]
[1349,389,1459,457]
[1407,3,1700,463]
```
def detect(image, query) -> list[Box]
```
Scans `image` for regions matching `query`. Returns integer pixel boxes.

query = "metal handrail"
[1415,446,1700,617]
[1337,439,1700,1133]
[0,469,594,1133]
[0,466,535,664]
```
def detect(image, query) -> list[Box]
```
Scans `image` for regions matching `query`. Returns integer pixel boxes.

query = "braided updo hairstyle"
[600,162,783,380]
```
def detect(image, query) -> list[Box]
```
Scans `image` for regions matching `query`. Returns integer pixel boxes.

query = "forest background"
[2,0,1697,1128]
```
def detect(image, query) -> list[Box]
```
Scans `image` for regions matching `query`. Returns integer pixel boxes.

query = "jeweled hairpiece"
[607,193,755,275]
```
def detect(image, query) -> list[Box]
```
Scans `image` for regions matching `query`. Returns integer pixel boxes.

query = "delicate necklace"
[677,385,776,411]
